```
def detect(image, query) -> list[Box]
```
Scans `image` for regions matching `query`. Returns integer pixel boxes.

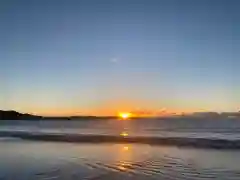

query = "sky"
[0,0,239,116]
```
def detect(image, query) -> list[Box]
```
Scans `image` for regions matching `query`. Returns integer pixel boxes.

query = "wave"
[1,130,240,149]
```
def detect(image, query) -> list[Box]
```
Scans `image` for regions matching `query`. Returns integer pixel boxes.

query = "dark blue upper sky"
[1,0,239,115]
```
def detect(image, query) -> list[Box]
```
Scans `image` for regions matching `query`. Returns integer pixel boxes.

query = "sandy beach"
[1,138,240,180]
[1,0,240,179]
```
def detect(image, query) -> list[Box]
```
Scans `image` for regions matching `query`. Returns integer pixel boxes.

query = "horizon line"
[1,109,240,118]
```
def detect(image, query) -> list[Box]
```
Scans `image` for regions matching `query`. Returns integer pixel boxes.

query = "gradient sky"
[1,0,239,116]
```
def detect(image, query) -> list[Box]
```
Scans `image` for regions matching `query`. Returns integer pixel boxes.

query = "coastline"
[1,110,240,120]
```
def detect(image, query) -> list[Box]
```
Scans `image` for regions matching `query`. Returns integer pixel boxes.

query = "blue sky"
[1,0,239,115]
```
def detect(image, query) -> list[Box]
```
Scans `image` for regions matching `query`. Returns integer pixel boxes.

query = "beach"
[1,0,239,179]
[1,118,240,179]
[1,138,240,180]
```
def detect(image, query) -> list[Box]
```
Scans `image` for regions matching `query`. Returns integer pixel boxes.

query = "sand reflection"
[115,144,133,171]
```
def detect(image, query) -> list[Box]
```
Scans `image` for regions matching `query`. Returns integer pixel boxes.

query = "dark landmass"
[1,110,240,120]
[0,110,42,120]
[0,110,115,120]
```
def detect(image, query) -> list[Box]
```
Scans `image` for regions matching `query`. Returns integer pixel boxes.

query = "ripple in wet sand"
[1,142,240,179]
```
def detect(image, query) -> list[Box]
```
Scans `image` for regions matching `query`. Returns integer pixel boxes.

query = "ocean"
[1,118,240,179]
[1,118,240,140]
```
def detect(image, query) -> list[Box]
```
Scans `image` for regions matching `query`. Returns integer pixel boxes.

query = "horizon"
[1,0,240,116]
[1,109,240,118]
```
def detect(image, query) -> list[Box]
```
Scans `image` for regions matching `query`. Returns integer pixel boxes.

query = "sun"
[119,112,131,120]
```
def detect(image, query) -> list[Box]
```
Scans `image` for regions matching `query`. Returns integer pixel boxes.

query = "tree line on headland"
[0,110,240,120]
[0,110,114,120]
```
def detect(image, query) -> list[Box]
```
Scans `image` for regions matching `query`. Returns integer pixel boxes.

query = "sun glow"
[119,112,131,120]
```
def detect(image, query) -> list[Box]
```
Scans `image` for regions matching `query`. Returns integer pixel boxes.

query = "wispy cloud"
[110,58,119,63]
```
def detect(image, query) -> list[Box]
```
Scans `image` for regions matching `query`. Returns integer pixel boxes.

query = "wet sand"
[1,139,240,179]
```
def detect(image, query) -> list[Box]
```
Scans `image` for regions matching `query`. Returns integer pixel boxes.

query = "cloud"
[130,109,155,116]
[110,58,119,63]
[131,108,170,116]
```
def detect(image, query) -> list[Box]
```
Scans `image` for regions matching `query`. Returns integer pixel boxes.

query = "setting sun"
[119,112,131,120]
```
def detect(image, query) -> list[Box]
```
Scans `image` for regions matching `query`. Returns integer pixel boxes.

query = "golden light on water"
[117,161,132,171]
[120,132,129,137]
[118,165,127,171]
[115,145,133,172]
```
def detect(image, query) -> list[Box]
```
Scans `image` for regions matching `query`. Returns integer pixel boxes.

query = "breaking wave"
[1,130,240,149]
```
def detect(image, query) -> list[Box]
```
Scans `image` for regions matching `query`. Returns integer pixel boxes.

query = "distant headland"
[1,110,240,120]
[0,110,240,120]
[0,110,114,120]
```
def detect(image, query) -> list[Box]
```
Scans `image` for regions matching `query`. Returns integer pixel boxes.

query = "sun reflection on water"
[117,161,132,171]
[118,164,127,171]
[120,132,129,137]
[115,144,132,172]
[123,146,129,151]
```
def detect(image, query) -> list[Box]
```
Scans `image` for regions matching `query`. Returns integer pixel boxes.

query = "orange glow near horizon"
[10,94,238,117]
[119,112,132,119]
[14,100,216,117]
[18,108,195,117]
[15,96,215,117]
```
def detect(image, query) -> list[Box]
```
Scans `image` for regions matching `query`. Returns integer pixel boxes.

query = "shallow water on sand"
[1,139,240,179]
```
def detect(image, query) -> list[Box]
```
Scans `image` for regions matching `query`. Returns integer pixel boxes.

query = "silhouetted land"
[0,110,240,120]
[0,110,114,120]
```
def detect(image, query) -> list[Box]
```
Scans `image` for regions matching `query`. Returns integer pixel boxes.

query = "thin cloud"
[110,58,119,63]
